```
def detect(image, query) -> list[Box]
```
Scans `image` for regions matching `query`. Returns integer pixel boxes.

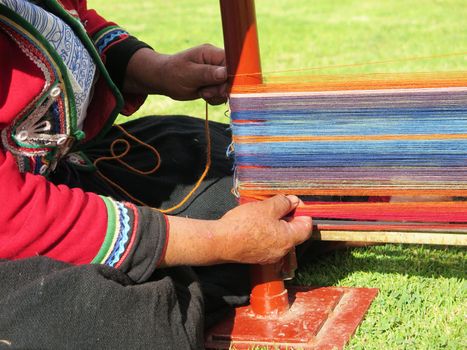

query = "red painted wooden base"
[205,286,378,350]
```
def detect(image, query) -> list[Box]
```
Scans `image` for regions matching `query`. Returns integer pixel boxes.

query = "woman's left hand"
[124,44,228,105]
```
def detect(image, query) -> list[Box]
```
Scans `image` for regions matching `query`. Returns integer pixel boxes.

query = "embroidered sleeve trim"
[93,25,129,55]
[114,202,139,269]
[92,196,135,268]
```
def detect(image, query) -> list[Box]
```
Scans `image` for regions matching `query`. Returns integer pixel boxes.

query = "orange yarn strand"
[158,103,212,214]
[94,102,212,214]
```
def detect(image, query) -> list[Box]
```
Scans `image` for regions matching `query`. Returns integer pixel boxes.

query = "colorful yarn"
[230,73,467,225]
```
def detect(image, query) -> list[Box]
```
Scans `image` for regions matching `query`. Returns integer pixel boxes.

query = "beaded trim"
[0,10,75,175]
[1,0,96,129]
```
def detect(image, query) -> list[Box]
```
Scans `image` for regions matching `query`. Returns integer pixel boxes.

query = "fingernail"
[286,195,300,207]
[214,67,227,80]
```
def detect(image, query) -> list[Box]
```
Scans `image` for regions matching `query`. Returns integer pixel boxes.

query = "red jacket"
[0,0,167,282]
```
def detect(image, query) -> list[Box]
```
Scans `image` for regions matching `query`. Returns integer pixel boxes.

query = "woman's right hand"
[161,195,312,267]
[214,195,312,265]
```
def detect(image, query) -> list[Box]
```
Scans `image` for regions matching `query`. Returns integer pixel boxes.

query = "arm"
[75,6,303,263]
[67,1,227,106]
[0,143,310,272]
[161,195,312,267]
[73,1,312,267]
[57,2,309,267]
[0,22,167,282]
[0,147,168,282]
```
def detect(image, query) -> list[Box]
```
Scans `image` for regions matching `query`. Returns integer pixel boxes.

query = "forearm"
[160,216,225,267]
[160,195,313,268]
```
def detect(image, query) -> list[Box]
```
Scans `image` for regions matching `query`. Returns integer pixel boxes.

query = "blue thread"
[225,141,235,158]
[230,89,467,194]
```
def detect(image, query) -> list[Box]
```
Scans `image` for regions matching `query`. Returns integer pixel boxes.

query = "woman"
[0,0,311,348]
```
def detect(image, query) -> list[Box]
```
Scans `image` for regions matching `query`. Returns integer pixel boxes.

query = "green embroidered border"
[91,196,118,264]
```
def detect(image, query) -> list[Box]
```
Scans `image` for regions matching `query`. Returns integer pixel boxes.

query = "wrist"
[210,218,231,263]
[161,216,228,267]
[124,48,170,95]
[147,51,171,95]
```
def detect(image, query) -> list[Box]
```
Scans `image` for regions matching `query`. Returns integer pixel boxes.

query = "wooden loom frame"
[207,1,466,348]
[219,0,466,309]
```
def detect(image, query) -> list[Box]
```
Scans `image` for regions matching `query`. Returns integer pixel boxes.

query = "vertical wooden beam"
[220,0,263,87]
[220,0,289,316]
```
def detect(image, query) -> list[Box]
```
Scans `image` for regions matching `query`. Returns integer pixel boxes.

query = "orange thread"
[230,71,467,93]
[228,51,467,78]
[94,102,212,214]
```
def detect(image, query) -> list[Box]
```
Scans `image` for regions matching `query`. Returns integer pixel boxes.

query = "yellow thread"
[94,102,212,214]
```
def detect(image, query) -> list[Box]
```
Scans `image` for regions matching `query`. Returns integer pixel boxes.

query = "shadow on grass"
[293,244,466,287]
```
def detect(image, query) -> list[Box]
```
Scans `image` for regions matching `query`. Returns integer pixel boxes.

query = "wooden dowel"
[315,230,467,246]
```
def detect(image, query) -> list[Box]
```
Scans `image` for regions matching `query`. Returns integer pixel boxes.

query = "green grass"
[89,1,467,348]
[295,245,466,349]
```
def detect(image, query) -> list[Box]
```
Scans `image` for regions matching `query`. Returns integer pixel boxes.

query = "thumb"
[287,216,313,245]
[262,194,301,219]
[191,63,227,87]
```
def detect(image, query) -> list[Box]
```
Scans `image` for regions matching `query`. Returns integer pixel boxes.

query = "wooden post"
[220,0,289,316]
[220,0,262,87]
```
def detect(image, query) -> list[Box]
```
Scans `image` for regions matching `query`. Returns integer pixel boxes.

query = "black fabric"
[104,36,152,90]
[0,116,250,349]
[68,115,237,218]
[0,257,204,349]
[120,205,169,283]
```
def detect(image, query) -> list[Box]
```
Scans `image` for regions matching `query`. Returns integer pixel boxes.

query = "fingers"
[261,194,300,219]
[192,63,228,88]
[197,43,226,66]
[199,83,228,105]
[218,194,312,265]
[187,60,227,103]
[165,44,228,102]
[287,216,313,245]
[189,45,228,94]
[185,44,227,87]
[260,194,312,246]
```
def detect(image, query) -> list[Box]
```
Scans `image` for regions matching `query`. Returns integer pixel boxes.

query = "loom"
[205,1,467,349]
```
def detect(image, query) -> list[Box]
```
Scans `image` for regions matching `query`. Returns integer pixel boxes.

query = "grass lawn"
[90,1,466,349]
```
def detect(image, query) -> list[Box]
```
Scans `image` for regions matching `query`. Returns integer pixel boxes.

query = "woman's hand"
[123,44,228,105]
[161,195,312,267]
[214,195,312,265]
